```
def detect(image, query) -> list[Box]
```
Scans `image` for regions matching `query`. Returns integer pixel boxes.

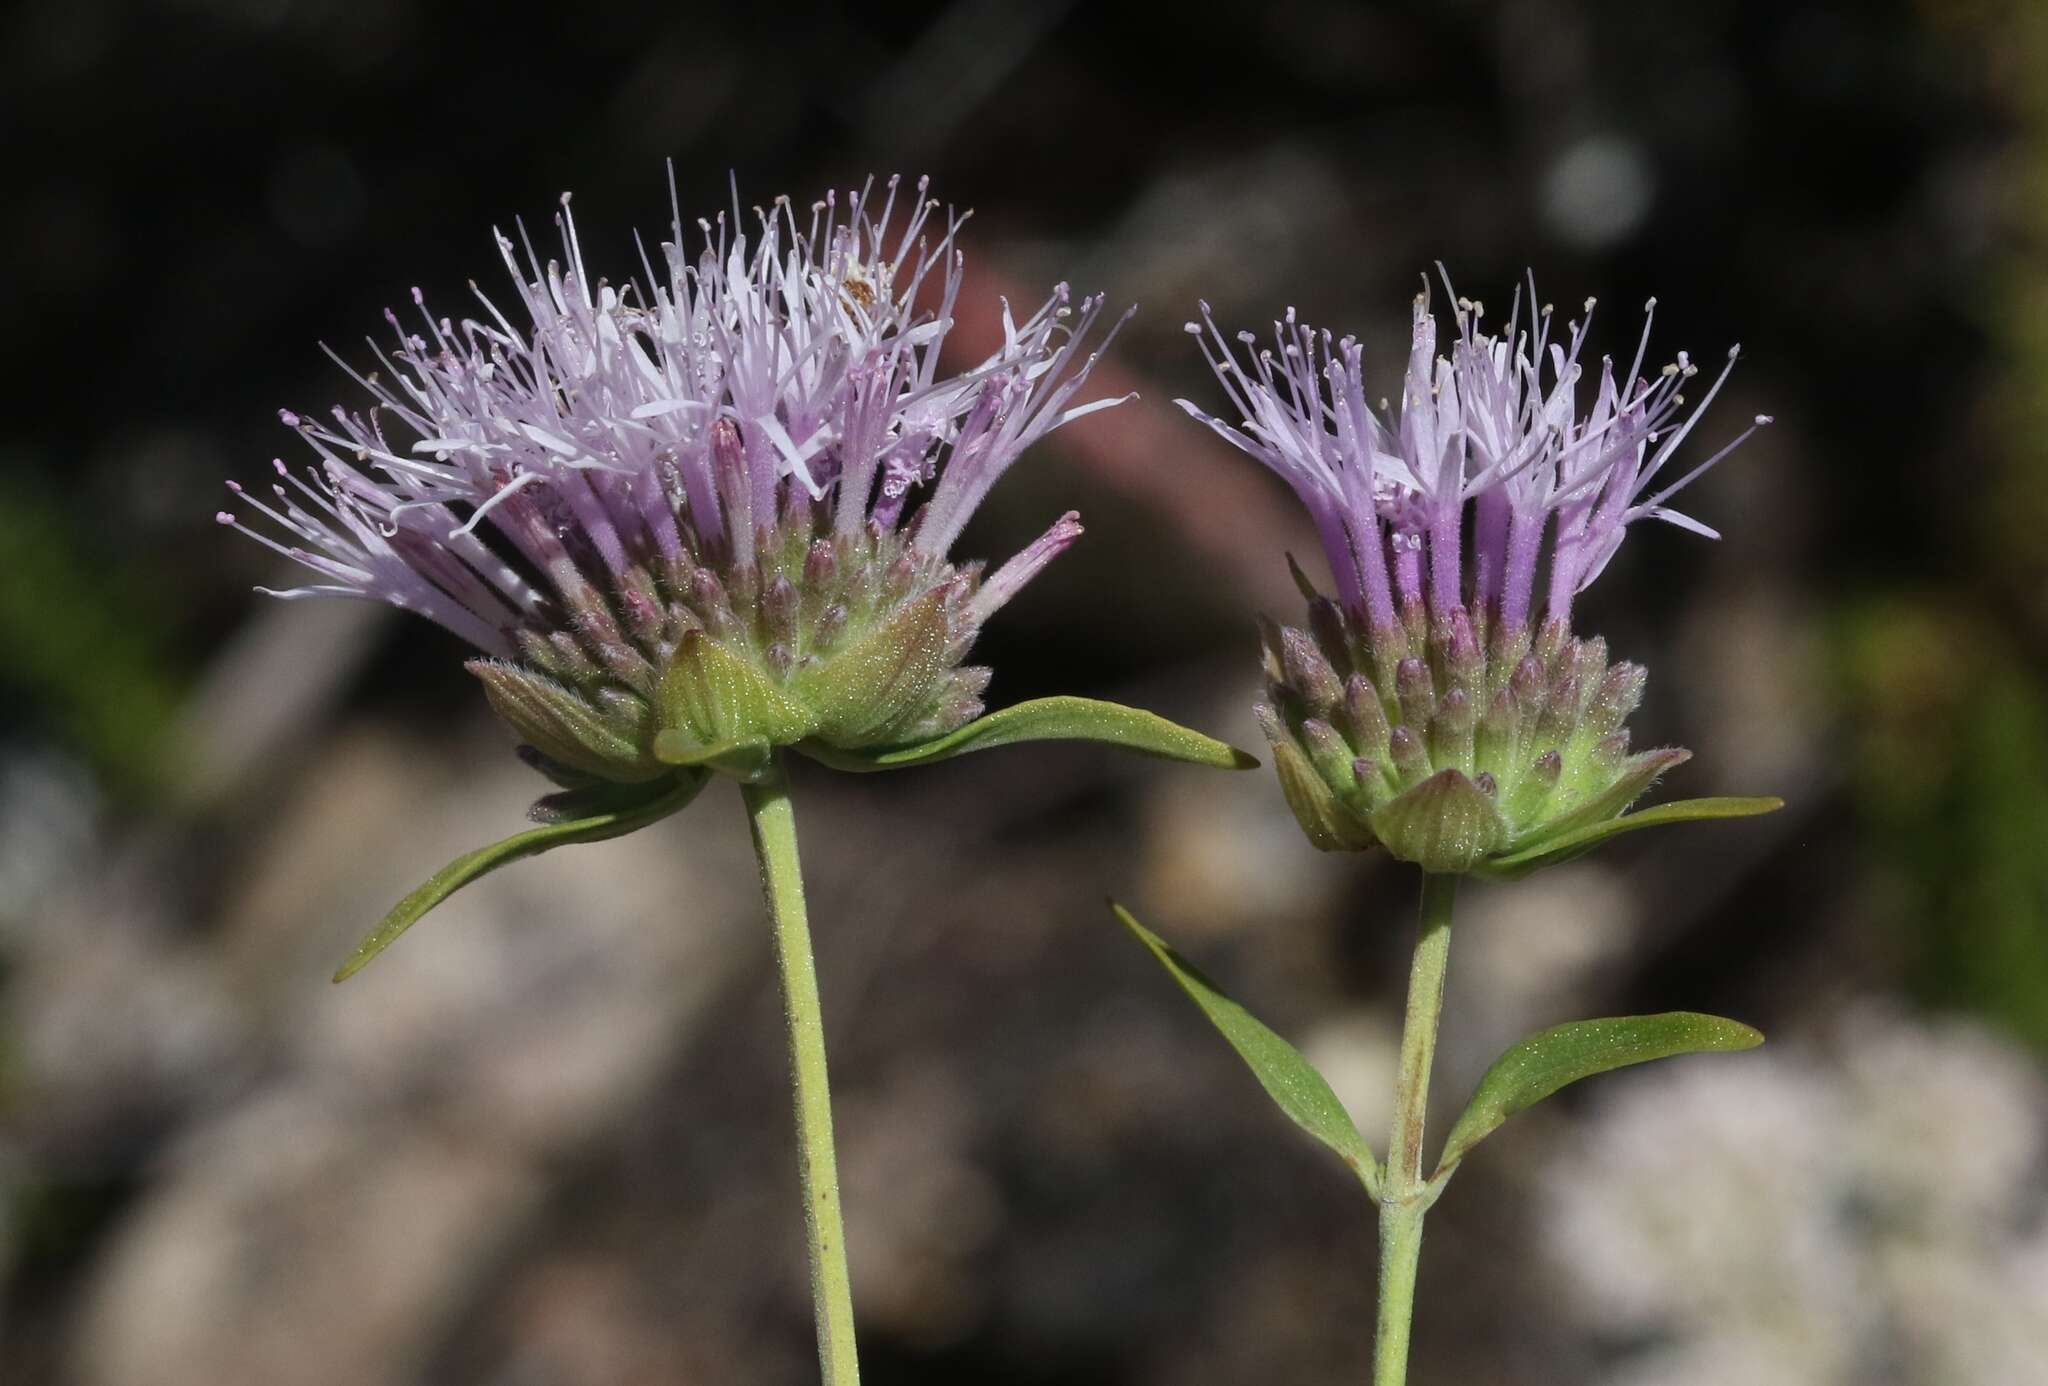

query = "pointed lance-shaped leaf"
[1435,1011,1764,1176]
[1112,903,1381,1197]
[1473,795,1784,881]
[795,696,1258,773]
[332,771,709,983]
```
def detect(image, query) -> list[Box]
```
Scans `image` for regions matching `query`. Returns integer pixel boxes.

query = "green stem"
[1374,871,1458,1386]
[743,757,862,1386]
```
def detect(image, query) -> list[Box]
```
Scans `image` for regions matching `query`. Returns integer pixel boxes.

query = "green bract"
[1256,580,1780,876]
[336,511,1258,981]
[473,520,996,784]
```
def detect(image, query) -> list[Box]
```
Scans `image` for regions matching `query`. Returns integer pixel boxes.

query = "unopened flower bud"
[1343,673,1392,760]
[1396,656,1435,729]
[1281,626,1344,713]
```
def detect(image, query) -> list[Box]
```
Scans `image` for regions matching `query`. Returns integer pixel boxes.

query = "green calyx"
[471,519,991,784]
[464,515,1257,792]
[1256,588,1777,876]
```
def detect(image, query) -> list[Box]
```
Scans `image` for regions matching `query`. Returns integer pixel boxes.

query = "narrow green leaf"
[333,771,708,983]
[1477,795,1784,879]
[797,696,1259,772]
[1113,903,1379,1194]
[1436,1011,1764,1174]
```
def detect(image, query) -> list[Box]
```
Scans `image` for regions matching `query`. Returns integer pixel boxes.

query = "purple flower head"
[1179,275,1769,637]
[221,176,1131,779]
[1183,275,1771,874]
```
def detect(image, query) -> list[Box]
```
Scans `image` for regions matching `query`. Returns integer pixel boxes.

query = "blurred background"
[4,0,2046,1382]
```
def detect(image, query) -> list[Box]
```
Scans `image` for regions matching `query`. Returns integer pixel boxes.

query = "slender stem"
[1374,871,1458,1386]
[743,757,862,1386]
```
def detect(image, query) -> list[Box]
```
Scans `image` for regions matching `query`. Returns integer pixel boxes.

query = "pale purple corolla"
[219,176,1129,665]
[1179,277,1771,641]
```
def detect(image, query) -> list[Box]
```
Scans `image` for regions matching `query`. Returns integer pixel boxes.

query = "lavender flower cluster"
[221,177,1126,774]
[222,177,1762,861]
[1182,285,1769,870]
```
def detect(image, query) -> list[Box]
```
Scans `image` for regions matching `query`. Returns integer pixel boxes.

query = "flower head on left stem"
[220,176,1135,788]
[222,174,1253,979]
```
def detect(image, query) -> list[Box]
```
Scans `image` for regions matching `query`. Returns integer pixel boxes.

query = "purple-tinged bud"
[765,641,796,677]
[730,547,766,608]
[1342,674,1392,758]
[1574,635,1609,689]
[1301,718,1358,787]
[547,631,604,684]
[1396,656,1435,731]
[619,583,666,645]
[763,574,800,647]
[780,477,812,530]
[1534,615,1569,669]
[1478,686,1518,769]
[1253,701,1289,745]
[883,552,918,600]
[1431,687,1476,773]
[516,628,574,683]
[1473,770,1498,797]
[593,685,646,728]
[1368,618,1408,698]
[804,539,838,589]
[1353,757,1383,793]
[1507,748,1564,823]
[1510,655,1547,715]
[1442,605,1483,698]
[1486,621,1532,697]
[690,566,733,623]
[1389,724,1429,782]
[1585,662,1648,740]
[1536,674,1580,747]
[662,549,697,600]
[811,602,848,653]
[1591,729,1630,772]
[1400,598,1429,653]
[1281,626,1344,713]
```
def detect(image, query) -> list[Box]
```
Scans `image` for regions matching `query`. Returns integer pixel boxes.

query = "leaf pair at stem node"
[1111,899,1766,1199]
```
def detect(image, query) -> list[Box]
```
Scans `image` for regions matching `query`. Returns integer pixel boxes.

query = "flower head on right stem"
[1182,278,1773,875]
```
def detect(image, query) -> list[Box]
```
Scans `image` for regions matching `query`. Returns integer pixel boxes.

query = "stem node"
[1373,871,1457,1386]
